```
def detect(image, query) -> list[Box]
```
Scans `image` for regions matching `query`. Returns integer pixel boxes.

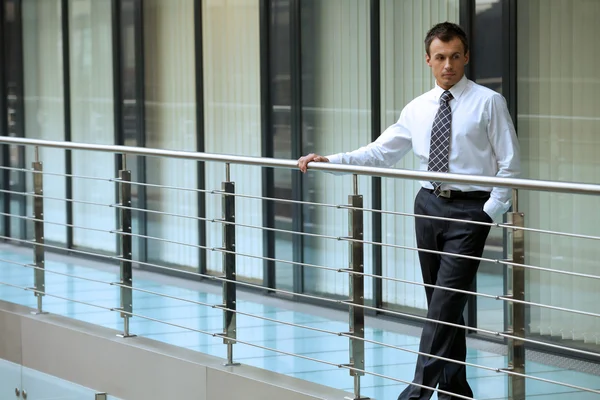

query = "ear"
[464,51,470,65]
[425,52,431,67]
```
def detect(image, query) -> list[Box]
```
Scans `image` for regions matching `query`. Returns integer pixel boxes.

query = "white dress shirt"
[327,75,521,222]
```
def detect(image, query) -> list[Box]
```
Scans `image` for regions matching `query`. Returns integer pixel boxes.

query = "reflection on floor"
[0,245,598,400]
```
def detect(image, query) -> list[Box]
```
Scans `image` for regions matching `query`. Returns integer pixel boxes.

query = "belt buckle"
[439,189,451,198]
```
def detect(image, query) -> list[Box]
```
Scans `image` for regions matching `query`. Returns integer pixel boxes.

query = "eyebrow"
[434,52,461,57]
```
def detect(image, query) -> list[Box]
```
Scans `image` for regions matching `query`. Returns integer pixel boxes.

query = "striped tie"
[427,90,453,196]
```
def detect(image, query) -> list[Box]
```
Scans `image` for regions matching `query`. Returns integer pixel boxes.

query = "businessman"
[298,22,520,399]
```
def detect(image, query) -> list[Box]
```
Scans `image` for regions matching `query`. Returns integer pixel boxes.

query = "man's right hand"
[297,153,329,173]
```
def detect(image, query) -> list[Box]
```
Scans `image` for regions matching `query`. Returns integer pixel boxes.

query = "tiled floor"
[0,245,599,400]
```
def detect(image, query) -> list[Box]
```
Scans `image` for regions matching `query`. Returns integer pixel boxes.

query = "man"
[297,22,520,399]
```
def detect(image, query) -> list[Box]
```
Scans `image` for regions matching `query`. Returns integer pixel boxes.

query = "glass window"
[69,0,116,252]
[203,0,263,281]
[271,0,294,291]
[518,0,600,350]
[144,0,198,269]
[22,0,67,244]
[301,0,372,298]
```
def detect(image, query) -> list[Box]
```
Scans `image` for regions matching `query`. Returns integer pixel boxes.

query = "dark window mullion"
[61,0,73,249]
[460,0,478,332]
[0,0,8,237]
[112,0,123,257]
[370,0,382,310]
[194,0,206,274]
[133,0,147,263]
[259,0,275,290]
[290,0,304,294]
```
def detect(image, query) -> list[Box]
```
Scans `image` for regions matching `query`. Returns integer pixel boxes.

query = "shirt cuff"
[326,154,341,164]
[483,197,507,223]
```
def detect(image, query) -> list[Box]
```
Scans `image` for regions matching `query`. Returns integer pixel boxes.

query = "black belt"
[424,188,490,200]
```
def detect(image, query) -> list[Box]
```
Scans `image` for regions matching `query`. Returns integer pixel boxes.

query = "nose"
[444,59,453,70]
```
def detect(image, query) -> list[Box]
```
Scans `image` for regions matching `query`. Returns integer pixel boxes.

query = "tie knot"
[440,90,453,104]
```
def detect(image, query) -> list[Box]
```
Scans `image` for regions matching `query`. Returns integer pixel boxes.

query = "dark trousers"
[398,188,492,400]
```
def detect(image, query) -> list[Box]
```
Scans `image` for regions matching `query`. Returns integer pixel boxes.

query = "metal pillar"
[344,174,369,400]
[31,146,46,314]
[507,189,525,400]
[221,163,239,366]
[117,154,135,338]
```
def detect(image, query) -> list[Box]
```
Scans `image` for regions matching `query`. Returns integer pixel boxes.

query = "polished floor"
[0,245,599,400]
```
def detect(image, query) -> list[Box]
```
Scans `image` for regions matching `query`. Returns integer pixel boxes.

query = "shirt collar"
[433,74,468,102]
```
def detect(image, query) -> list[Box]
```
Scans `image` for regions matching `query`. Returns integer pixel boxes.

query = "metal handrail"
[1,136,600,195]
[2,137,600,400]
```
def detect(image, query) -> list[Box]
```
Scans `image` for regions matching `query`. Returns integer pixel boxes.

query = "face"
[426,37,469,90]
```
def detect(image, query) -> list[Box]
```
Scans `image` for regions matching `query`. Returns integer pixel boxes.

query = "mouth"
[442,73,455,78]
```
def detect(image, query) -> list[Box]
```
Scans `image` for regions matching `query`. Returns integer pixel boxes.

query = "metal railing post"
[507,189,525,400]
[31,146,47,315]
[221,163,239,366]
[117,154,135,338]
[345,174,369,400]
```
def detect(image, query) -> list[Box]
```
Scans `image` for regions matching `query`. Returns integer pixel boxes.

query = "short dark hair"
[425,22,469,56]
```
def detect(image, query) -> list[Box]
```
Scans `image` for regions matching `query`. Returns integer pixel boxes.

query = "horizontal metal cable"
[343,236,600,282]
[114,308,473,400]
[3,276,595,396]
[0,189,110,208]
[340,204,496,228]
[0,281,115,311]
[20,263,117,286]
[214,248,344,272]
[112,283,340,337]
[3,137,600,195]
[213,219,340,241]
[506,224,600,241]
[339,269,600,319]
[343,236,493,263]
[354,302,600,359]
[113,231,211,250]
[116,282,590,390]
[0,166,112,182]
[0,235,118,263]
[113,256,342,305]
[114,179,214,194]
[218,190,344,210]
[343,204,600,241]
[120,255,595,358]
[3,227,598,318]
[497,258,600,281]
[0,257,32,268]
[2,235,597,357]
[341,334,600,395]
[0,212,112,235]
[112,204,210,222]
